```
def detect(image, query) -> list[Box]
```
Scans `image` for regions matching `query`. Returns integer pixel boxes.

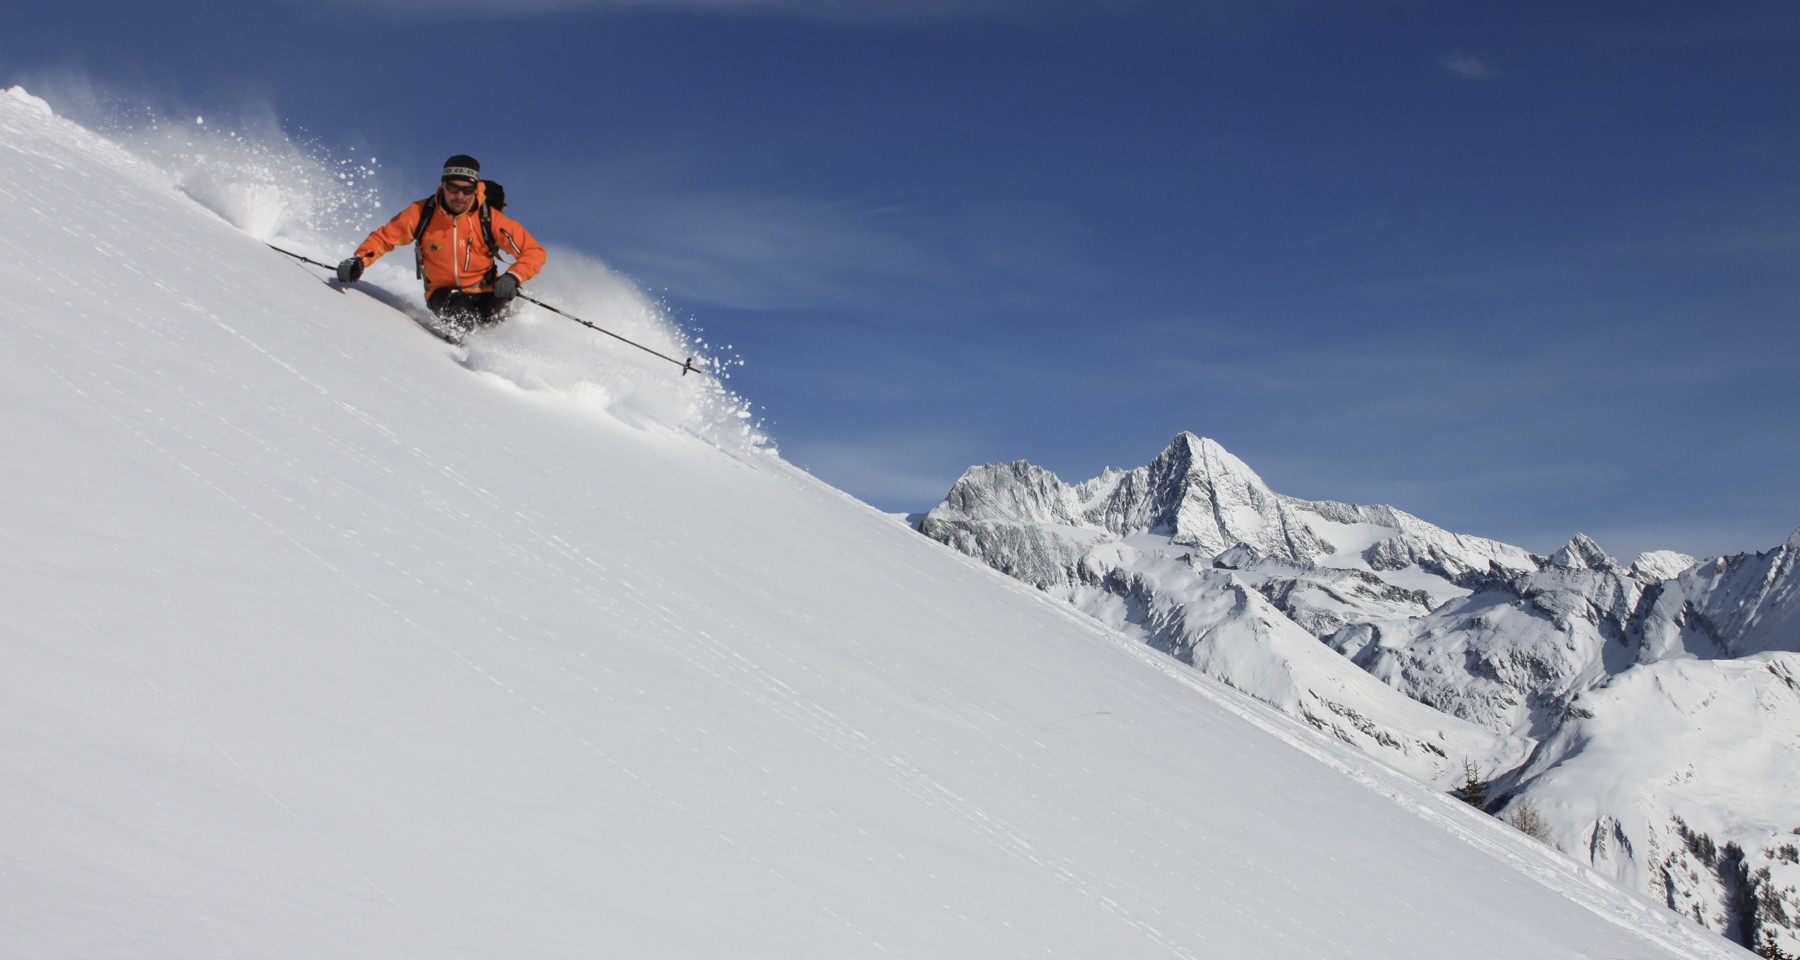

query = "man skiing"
[336,155,547,333]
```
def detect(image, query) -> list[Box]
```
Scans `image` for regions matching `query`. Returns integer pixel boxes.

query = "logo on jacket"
[427,242,442,253]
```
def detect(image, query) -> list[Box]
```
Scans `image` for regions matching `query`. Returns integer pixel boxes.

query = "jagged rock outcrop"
[1633,550,1700,581]
[1662,529,1800,659]
[1080,434,1330,559]
[1352,533,1653,738]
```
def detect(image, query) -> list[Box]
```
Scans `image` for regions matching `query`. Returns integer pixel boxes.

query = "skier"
[336,155,547,333]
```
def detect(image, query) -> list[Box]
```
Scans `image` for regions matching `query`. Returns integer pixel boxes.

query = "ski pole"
[267,243,339,272]
[516,293,699,377]
[269,245,700,377]
[268,243,353,294]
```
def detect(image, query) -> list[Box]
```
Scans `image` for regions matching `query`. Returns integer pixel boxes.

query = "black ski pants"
[427,288,510,331]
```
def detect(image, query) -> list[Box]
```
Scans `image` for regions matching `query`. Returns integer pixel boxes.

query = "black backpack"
[412,181,507,288]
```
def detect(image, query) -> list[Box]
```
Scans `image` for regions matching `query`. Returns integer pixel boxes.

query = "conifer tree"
[1758,930,1797,960]
[1452,758,1487,809]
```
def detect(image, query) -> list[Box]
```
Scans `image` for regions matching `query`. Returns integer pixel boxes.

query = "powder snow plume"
[34,83,769,456]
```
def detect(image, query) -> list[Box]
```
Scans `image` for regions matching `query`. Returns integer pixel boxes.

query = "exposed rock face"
[920,432,1800,956]
[1632,549,1699,582]
[1351,532,1654,739]
[1081,434,1330,558]
[1657,530,1800,659]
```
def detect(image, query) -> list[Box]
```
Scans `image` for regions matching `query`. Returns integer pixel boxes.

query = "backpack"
[412,181,508,288]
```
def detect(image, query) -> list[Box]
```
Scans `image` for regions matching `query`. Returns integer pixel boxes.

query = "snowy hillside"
[923,432,1800,955]
[0,86,1753,959]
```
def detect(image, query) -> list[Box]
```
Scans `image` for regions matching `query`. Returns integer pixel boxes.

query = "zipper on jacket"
[452,220,462,287]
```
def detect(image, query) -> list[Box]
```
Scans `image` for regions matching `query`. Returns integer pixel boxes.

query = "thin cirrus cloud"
[330,0,1268,26]
[333,0,1072,23]
[790,432,998,508]
[607,193,949,312]
[600,189,1109,316]
[1439,49,1501,80]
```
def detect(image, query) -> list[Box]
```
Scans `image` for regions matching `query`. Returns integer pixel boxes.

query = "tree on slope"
[1505,798,1555,846]
[1452,758,1487,810]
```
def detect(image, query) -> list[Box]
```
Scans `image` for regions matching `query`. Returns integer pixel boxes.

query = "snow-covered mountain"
[922,431,1800,955]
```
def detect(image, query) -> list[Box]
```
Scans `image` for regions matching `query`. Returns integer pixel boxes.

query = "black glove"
[336,256,365,283]
[493,273,520,302]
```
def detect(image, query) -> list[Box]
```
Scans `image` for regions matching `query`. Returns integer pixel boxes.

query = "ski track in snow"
[17,324,483,956]
[673,630,1209,960]
[192,722,475,960]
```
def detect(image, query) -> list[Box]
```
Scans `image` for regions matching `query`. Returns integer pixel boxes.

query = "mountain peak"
[1163,433,1263,484]
[1548,533,1620,571]
[1076,433,1319,560]
[932,460,1077,525]
[1172,431,1224,455]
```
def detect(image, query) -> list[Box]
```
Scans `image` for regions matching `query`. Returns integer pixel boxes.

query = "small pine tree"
[1758,930,1797,960]
[1452,758,1487,809]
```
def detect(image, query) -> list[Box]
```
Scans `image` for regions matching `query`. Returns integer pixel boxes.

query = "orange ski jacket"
[351,183,547,295]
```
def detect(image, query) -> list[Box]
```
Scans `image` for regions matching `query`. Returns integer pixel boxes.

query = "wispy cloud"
[612,193,941,312]
[313,0,1307,27]
[1439,49,1501,80]
[790,432,995,510]
[330,0,1080,24]
[586,188,1108,317]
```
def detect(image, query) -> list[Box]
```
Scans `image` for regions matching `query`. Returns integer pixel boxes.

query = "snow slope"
[0,87,1746,959]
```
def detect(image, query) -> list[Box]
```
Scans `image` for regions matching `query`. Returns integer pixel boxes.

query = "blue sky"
[7,0,1797,560]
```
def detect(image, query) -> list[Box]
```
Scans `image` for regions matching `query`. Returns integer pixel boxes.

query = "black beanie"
[442,154,481,182]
